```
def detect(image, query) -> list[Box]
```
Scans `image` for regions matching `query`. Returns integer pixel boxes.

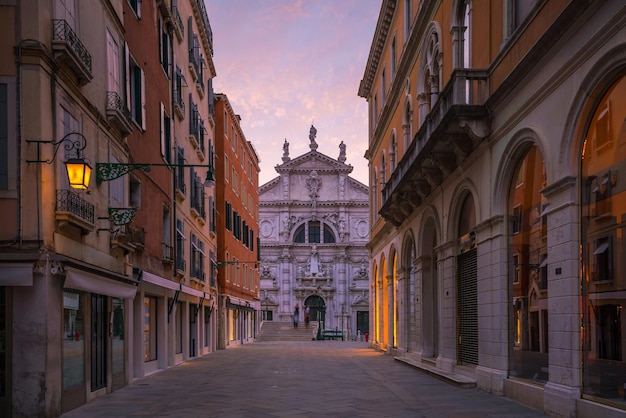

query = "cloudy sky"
[205,0,380,186]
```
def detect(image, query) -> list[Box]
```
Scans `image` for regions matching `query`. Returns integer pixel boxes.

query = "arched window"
[581,74,626,404]
[404,0,411,40]
[452,0,471,69]
[418,23,442,124]
[292,221,336,244]
[391,36,397,78]
[323,225,335,243]
[380,154,387,187]
[372,170,379,218]
[504,0,535,41]
[403,94,413,149]
[508,143,548,383]
[294,225,305,243]
[390,133,397,172]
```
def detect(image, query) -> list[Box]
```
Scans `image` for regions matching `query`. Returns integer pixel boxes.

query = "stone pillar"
[474,215,508,395]
[541,176,580,418]
[337,253,347,336]
[280,250,292,321]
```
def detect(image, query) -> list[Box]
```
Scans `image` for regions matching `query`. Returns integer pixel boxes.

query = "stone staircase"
[256,321,318,342]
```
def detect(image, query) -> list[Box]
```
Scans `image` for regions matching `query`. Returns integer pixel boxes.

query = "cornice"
[191,0,217,77]
[358,0,396,98]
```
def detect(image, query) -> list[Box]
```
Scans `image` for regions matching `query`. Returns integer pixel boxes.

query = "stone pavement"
[61,341,546,417]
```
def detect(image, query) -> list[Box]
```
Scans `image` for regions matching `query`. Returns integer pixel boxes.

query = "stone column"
[541,176,581,418]
[280,250,292,321]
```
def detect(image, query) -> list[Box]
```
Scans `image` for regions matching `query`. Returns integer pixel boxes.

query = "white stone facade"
[259,128,370,339]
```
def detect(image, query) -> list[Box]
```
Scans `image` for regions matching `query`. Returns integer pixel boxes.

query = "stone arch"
[493,128,548,216]
[372,260,380,343]
[560,44,626,180]
[379,254,388,348]
[400,228,417,352]
[386,245,399,349]
[449,187,479,365]
[418,208,440,359]
[447,180,480,243]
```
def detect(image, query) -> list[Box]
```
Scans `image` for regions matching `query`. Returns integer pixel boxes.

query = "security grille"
[457,248,478,365]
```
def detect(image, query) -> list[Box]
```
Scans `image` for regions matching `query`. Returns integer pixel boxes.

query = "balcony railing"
[51,19,93,84]
[379,69,490,225]
[106,91,133,136]
[174,92,185,120]
[162,243,174,263]
[175,257,186,274]
[172,6,184,42]
[196,0,214,56]
[55,189,95,232]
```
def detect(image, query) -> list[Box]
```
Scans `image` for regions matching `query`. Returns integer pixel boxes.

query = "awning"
[64,267,137,299]
[594,242,609,255]
[0,264,33,286]
[140,271,180,291]
[181,285,204,298]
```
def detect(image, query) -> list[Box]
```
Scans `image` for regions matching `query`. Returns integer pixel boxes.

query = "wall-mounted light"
[27,132,92,190]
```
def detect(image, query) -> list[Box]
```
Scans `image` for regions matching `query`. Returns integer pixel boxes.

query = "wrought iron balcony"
[162,243,174,263]
[55,189,95,232]
[175,257,186,275]
[172,6,184,42]
[111,225,144,252]
[106,92,133,136]
[51,19,93,84]
[174,93,185,120]
[379,69,490,226]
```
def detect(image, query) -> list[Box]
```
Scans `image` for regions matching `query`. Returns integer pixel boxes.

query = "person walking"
[304,305,311,328]
[293,304,300,328]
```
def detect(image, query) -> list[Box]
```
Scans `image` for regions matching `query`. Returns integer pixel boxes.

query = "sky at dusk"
[205,0,380,186]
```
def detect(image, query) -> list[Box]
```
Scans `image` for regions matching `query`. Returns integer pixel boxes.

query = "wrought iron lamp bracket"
[26,132,88,164]
[108,207,137,226]
[96,163,151,184]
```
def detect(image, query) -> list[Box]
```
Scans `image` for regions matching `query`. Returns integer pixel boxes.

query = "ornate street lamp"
[27,132,92,190]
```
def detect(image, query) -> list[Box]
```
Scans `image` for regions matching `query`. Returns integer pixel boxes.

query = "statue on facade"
[338,140,346,163]
[306,170,321,209]
[309,124,318,150]
[308,246,320,276]
[282,139,290,162]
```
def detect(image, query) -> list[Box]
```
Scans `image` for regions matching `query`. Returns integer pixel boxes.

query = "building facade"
[0,0,217,415]
[359,0,626,416]
[259,127,370,339]
[214,93,260,349]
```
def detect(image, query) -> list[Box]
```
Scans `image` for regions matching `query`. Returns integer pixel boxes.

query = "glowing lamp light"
[65,158,92,190]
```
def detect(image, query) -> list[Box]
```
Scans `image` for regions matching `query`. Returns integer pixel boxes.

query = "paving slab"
[61,341,546,418]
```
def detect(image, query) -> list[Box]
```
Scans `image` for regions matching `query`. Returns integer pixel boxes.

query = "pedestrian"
[293,304,300,328]
[304,305,311,328]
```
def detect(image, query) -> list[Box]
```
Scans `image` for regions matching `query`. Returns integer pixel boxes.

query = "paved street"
[62,341,546,417]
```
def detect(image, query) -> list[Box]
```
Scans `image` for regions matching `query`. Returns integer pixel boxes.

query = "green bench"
[321,329,344,340]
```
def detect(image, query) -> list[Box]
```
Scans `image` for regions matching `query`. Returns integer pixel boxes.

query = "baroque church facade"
[259,127,370,338]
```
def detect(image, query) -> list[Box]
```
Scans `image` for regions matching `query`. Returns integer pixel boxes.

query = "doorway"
[304,295,326,328]
[91,294,107,391]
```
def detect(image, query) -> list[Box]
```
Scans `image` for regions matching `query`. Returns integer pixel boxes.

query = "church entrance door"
[304,295,326,328]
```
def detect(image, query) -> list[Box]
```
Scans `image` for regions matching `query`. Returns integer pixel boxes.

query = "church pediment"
[276,150,353,175]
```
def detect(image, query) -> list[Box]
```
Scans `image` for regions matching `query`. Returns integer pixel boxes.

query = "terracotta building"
[213,93,260,348]
[360,0,626,416]
[0,0,217,415]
